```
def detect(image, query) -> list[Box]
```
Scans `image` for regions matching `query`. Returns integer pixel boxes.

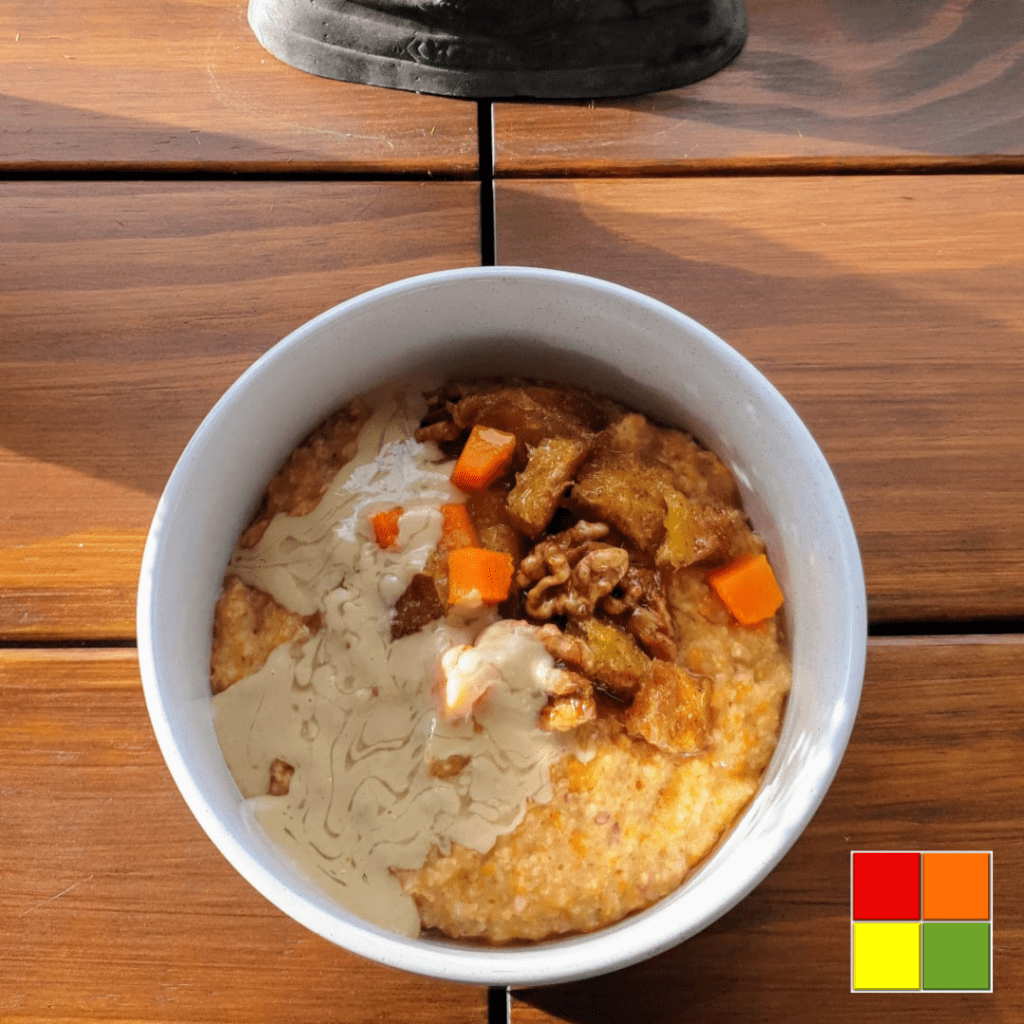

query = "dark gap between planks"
[477,100,496,265]
[488,985,510,1024]
[2,619,1020,653]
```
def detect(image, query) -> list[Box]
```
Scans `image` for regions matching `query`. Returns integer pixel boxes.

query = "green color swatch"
[922,922,991,991]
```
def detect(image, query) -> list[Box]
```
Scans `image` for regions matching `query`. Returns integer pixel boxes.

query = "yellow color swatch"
[853,922,921,990]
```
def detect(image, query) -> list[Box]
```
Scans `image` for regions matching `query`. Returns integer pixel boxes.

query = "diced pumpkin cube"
[447,547,515,608]
[370,506,403,548]
[451,425,517,492]
[707,553,784,626]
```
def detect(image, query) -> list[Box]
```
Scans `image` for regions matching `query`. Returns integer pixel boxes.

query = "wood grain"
[0,0,477,174]
[513,636,1024,1023]
[3,641,1019,1021]
[0,180,481,641]
[493,0,1024,176]
[495,176,1024,624]
[0,649,487,1024]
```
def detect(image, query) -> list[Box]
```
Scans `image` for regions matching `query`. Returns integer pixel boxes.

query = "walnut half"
[516,521,629,620]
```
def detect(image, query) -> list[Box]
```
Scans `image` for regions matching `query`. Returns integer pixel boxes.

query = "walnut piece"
[601,565,678,662]
[539,691,597,732]
[538,668,597,732]
[415,418,463,444]
[535,622,595,675]
[628,605,678,663]
[516,522,629,620]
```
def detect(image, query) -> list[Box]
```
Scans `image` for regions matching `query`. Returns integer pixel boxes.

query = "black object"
[248,0,747,99]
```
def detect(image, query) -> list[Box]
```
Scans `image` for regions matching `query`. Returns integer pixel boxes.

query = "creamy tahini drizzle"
[212,385,569,936]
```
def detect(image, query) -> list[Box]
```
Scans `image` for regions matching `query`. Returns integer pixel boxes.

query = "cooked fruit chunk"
[657,492,744,568]
[391,572,446,640]
[466,485,523,561]
[439,502,479,552]
[449,383,623,454]
[507,437,591,538]
[624,660,710,755]
[569,415,678,552]
[571,617,651,699]
[662,431,741,509]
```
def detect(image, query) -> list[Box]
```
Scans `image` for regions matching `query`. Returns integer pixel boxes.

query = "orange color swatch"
[923,852,990,921]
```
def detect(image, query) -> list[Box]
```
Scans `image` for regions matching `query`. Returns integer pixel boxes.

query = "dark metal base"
[248,0,747,99]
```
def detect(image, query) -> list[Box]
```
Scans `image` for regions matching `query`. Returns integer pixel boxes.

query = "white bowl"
[137,266,866,987]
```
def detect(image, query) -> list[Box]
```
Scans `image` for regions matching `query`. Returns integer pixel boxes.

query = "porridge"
[210,378,791,942]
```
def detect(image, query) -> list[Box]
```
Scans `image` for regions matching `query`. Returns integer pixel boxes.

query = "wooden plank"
[495,176,1024,623]
[3,640,1019,1021]
[0,0,477,175]
[513,636,1024,1022]
[0,649,487,1024]
[0,180,481,641]
[493,0,1024,176]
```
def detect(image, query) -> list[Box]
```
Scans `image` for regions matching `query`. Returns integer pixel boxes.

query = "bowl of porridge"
[137,266,866,986]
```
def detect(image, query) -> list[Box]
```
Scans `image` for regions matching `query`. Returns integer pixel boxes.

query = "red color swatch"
[853,851,921,920]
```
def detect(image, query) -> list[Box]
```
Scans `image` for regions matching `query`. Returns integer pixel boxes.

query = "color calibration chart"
[851,851,992,992]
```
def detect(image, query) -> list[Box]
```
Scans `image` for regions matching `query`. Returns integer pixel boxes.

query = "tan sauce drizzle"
[212,385,569,936]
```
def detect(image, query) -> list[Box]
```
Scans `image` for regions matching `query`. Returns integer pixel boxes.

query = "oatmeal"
[210,377,791,942]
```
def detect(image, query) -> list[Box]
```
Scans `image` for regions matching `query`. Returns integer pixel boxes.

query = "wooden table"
[2,1,1021,1020]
